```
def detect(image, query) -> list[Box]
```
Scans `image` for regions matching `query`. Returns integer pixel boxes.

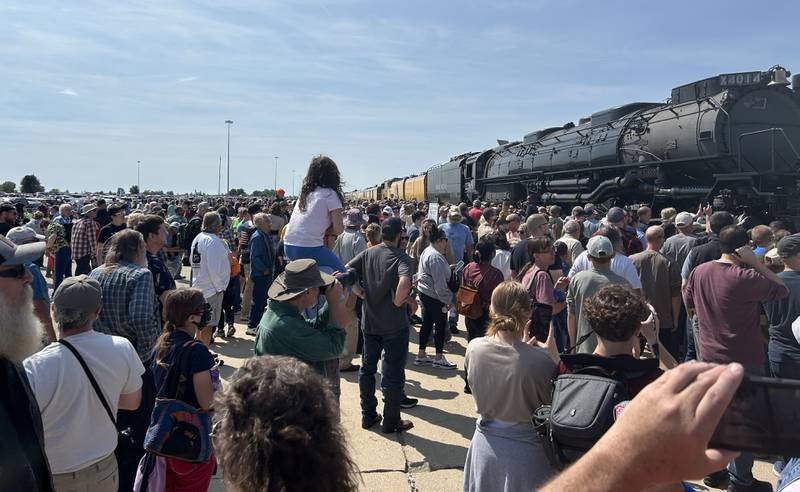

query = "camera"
[335,268,359,287]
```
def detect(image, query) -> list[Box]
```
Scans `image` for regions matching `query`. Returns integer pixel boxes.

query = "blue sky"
[1,0,798,194]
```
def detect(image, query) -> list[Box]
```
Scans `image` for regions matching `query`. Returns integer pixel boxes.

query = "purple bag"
[133,453,166,492]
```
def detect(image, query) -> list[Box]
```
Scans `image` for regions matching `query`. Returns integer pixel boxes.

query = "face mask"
[193,303,212,328]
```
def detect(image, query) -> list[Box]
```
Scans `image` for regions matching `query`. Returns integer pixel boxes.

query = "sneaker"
[399,396,419,409]
[449,324,459,334]
[414,355,434,366]
[727,478,773,492]
[432,356,457,370]
[704,470,729,489]
[245,326,258,336]
[382,419,414,434]
[215,327,226,338]
[340,364,360,373]
[226,324,236,337]
[410,314,423,325]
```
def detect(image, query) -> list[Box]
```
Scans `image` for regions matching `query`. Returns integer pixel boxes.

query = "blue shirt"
[763,270,800,363]
[27,263,49,304]
[439,222,473,263]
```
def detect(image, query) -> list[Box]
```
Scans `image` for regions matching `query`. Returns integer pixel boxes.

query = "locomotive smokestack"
[793,74,800,94]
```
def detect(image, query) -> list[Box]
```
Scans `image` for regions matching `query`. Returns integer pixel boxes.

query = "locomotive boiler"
[352,65,800,224]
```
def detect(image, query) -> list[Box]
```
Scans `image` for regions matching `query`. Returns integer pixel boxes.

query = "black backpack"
[533,365,630,470]
[183,217,202,251]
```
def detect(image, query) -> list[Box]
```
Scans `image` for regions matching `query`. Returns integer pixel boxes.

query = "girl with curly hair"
[214,356,359,492]
[283,155,347,272]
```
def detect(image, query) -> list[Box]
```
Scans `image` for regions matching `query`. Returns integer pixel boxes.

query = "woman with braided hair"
[463,280,558,492]
[213,355,359,492]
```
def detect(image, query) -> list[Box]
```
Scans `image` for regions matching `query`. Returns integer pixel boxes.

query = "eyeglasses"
[0,264,26,279]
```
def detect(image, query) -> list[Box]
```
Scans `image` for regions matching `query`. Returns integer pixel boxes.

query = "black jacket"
[0,358,53,492]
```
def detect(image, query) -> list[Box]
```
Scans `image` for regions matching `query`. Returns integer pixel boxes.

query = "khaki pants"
[240,263,253,320]
[340,294,359,368]
[53,453,117,492]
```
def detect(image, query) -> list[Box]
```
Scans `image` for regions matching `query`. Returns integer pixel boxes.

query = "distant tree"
[129,185,140,194]
[48,188,61,194]
[20,174,44,193]
[0,181,16,193]
[166,190,174,196]
[228,188,246,196]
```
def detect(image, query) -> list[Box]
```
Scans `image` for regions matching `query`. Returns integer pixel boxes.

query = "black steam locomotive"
[351,65,800,224]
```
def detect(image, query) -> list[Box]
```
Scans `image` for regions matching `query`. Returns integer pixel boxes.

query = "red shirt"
[462,261,504,308]
[683,261,788,366]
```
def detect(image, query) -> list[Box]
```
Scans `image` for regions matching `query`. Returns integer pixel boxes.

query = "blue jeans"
[284,244,346,273]
[684,314,698,362]
[53,246,72,292]
[728,364,766,486]
[248,275,271,328]
[359,328,409,429]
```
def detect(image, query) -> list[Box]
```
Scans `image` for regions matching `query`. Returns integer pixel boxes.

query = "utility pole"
[137,160,140,192]
[274,156,279,194]
[225,120,234,195]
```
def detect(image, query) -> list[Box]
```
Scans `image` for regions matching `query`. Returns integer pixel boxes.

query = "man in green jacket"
[254,259,347,378]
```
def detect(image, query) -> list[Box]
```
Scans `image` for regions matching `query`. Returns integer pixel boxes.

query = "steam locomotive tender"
[353,66,800,224]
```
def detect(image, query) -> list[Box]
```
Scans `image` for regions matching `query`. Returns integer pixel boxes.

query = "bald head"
[645,225,665,250]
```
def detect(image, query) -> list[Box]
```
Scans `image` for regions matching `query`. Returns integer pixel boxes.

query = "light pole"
[225,120,234,194]
[137,160,140,192]
[273,156,278,194]
[217,155,221,196]
[292,169,296,197]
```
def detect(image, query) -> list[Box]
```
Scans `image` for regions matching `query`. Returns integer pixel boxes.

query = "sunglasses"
[0,264,27,279]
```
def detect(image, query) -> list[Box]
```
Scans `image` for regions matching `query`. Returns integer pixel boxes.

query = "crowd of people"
[1,153,798,491]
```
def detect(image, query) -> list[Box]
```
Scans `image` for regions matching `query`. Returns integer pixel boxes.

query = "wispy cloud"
[58,88,79,97]
[177,76,197,83]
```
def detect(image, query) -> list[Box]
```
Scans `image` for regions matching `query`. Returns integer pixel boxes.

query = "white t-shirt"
[283,187,343,247]
[23,330,144,474]
[190,231,231,298]
[567,250,642,289]
[492,249,513,280]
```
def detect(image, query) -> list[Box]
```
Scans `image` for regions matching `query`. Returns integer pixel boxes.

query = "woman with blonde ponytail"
[463,280,558,492]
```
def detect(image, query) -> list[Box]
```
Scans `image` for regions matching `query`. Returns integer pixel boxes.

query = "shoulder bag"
[57,339,139,454]
[143,340,213,463]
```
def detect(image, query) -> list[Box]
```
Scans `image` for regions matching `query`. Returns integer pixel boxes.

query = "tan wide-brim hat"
[267,258,335,301]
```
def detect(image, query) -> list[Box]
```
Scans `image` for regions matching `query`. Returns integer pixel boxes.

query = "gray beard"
[0,286,44,362]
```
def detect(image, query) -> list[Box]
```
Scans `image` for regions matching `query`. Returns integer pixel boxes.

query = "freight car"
[350,65,800,224]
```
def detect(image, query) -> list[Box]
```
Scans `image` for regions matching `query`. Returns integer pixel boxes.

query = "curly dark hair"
[583,284,648,342]
[298,155,345,212]
[213,356,359,492]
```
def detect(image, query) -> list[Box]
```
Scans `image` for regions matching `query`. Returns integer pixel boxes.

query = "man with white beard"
[0,234,53,491]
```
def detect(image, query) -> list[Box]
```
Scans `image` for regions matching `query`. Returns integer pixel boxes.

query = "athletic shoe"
[410,314,423,325]
[432,357,457,370]
[399,396,419,409]
[414,355,434,366]
[449,324,459,334]
[245,326,258,336]
[704,470,729,489]
[340,364,360,373]
[226,324,236,337]
[727,478,774,492]
[382,419,414,434]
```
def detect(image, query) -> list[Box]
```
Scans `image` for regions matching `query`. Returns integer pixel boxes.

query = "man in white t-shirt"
[24,275,144,491]
[190,211,231,346]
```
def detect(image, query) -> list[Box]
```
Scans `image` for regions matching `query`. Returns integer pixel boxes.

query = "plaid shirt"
[70,217,98,260]
[90,262,160,362]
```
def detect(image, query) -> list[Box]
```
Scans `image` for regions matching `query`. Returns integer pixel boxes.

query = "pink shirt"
[522,266,556,305]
